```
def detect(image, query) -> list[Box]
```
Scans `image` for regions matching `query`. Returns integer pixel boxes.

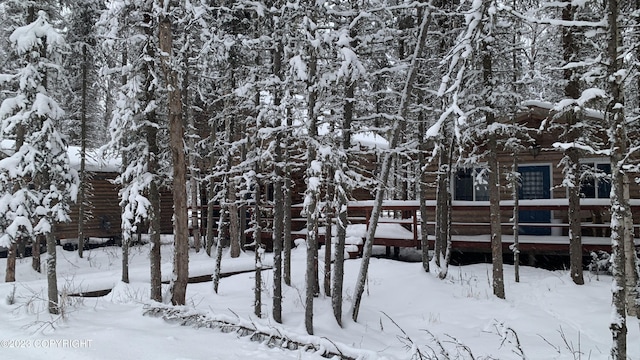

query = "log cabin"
[294,102,640,260]
[0,141,174,248]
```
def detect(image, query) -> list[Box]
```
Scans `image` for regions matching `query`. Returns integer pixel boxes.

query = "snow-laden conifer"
[0,10,78,313]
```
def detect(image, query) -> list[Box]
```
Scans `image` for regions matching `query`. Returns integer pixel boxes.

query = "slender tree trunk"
[434,128,452,276]
[253,169,262,318]
[206,183,215,256]
[283,109,293,286]
[324,167,334,296]
[418,112,430,272]
[483,36,505,300]
[148,117,161,300]
[332,73,355,326]
[213,198,228,294]
[623,174,639,316]
[6,125,25,282]
[122,233,129,283]
[304,42,320,336]
[273,137,284,323]
[159,4,189,306]
[46,230,59,314]
[271,37,284,323]
[32,235,41,273]
[149,181,161,301]
[229,191,240,257]
[5,243,17,282]
[606,0,627,357]
[562,3,584,286]
[512,155,520,283]
[77,43,89,259]
[352,5,433,321]
[184,52,201,253]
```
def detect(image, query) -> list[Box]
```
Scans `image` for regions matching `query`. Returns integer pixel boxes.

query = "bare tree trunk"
[434,128,452,276]
[206,181,215,256]
[606,0,627,356]
[149,181,161,301]
[511,155,520,283]
[229,192,240,258]
[483,36,505,300]
[253,169,262,318]
[324,168,334,296]
[352,5,433,321]
[304,49,320,336]
[148,119,161,301]
[6,124,25,282]
[190,174,201,253]
[213,198,228,294]
[77,43,89,259]
[32,235,41,273]
[562,3,584,286]
[418,112,430,272]
[159,3,189,306]
[273,137,284,323]
[5,242,17,282]
[122,230,129,283]
[46,231,59,314]
[283,110,293,286]
[332,75,355,326]
[623,175,638,317]
[184,53,201,253]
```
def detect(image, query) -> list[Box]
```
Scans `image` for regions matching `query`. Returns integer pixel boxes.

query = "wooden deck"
[291,199,640,256]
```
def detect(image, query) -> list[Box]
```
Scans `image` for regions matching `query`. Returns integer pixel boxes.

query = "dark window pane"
[454,169,473,201]
[597,163,611,199]
[580,163,595,198]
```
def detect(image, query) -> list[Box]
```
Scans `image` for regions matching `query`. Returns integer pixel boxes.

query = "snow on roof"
[351,131,389,149]
[521,99,604,120]
[68,146,120,172]
[0,139,120,173]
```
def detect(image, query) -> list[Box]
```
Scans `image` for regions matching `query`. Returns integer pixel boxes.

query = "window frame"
[453,167,489,201]
[579,159,611,199]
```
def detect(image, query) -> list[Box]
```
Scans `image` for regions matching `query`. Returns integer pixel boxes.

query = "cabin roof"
[0,139,120,173]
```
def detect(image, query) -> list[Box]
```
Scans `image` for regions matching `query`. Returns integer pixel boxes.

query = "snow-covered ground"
[0,239,638,359]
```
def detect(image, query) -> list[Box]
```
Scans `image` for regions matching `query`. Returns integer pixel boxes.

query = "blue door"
[518,165,551,235]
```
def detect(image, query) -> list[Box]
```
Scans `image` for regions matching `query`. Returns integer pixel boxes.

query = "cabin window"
[580,162,611,199]
[454,168,489,201]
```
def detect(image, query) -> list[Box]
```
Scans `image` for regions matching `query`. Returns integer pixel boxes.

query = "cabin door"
[518,165,551,235]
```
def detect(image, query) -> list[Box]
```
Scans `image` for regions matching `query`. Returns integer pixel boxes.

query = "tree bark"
[159,3,189,306]
[482,37,505,299]
[304,35,320,335]
[32,235,41,273]
[606,0,627,357]
[418,111,430,273]
[283,108,293,286]
[5,243,17,282]
[122,233,129,283]
[77,43,89,259]
[623,174,639,317]
[206,181,215,256]
[46,230,59,314]
[434,128,452,276]
[273,136,284,323]
[352,5,433,321]
[253,169,262,318]
[324,167,334,296]
[562,3,584,286]
[213,198,228,294]
[184,50,201,253]
[511,155,520,283]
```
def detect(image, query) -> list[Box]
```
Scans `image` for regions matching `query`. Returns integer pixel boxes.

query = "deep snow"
[0,238,638,360]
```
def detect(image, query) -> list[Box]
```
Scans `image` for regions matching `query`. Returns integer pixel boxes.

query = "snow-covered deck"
[292,199,640,255]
